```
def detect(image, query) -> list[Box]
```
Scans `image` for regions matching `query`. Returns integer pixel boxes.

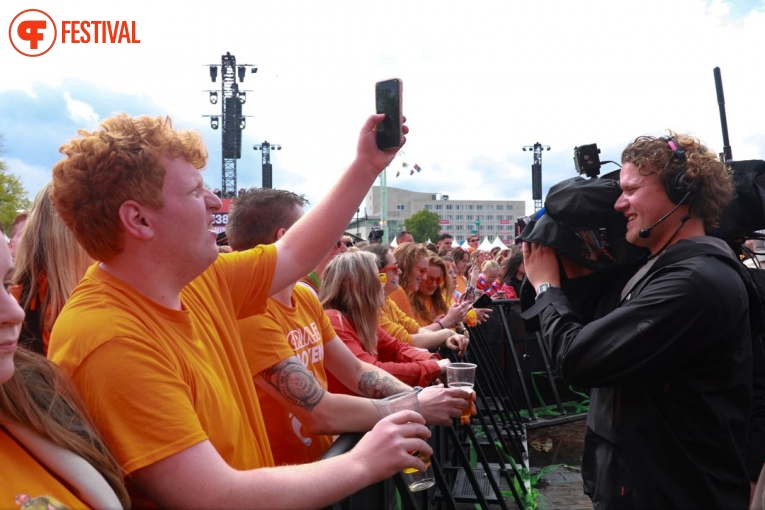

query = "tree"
[0,140,31,231]
[404,208,441,244]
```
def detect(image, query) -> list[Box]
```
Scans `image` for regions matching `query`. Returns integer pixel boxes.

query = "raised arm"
[271,115,407,295]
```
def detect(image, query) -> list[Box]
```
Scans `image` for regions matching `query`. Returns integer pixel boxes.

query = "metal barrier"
[318,301,572,509]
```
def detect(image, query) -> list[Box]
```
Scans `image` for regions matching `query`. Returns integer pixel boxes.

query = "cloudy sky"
[1,0,763,216]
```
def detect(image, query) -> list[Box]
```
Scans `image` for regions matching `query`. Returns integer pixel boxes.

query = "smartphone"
[375,78,403,150]
[473,293,493,309]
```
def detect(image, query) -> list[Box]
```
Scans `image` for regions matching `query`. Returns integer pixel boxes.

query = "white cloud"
[63,91,99,127]
[1,0,764,215]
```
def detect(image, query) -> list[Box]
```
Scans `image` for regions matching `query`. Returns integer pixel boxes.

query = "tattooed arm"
[323,337,411,398]
[255,356,387,434]
[322,337,467,427]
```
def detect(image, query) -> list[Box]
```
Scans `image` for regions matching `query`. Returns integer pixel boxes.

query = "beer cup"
[446,363,477,424]
[378,391,436,492]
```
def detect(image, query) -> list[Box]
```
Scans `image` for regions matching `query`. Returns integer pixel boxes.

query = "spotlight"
[238,66,246,82]
[209,91,218,104]
[239,117,246,130]
[211,116,219,130]
[209,66,218,83]
[238,91,246,104]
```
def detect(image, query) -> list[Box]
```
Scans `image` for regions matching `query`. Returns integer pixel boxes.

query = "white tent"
[461,240,470,250]
[478,236,493,252]
[491,235,509,250]
[390,237,398,248]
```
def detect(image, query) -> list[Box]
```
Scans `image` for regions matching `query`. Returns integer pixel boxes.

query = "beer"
[450,382,474,424]
[404,452,434,491]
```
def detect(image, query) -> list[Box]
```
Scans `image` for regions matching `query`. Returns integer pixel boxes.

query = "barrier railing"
[319,300,575,509]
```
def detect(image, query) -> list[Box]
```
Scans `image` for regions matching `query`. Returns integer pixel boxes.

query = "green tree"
[0,142,31,231]
[404,208,441,243]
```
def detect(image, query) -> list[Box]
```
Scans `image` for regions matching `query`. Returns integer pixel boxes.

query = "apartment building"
[349,186,526,244]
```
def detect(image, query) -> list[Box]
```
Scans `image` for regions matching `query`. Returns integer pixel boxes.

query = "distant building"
[348,186,525,245]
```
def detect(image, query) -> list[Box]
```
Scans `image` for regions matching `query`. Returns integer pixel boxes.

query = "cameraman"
[523,133,757,509]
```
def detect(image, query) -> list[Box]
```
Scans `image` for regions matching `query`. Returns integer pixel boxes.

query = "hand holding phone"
[375,78,403,150]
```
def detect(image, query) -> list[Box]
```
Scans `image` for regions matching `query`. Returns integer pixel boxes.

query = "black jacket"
[534,237,753,509]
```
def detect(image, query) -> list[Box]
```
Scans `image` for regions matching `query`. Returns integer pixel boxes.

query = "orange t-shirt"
[388,286,416,319]
[48,247,277,508]
[239,285,336,465]
[0,426,88,509]
[379,297,420,345]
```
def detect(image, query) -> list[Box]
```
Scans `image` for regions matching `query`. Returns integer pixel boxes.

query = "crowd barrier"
[321,299,583,509]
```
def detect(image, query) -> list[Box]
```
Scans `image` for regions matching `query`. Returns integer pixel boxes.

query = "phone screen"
[375,78,402,150]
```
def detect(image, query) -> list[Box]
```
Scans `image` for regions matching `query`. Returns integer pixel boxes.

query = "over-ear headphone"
[661,136,695,204]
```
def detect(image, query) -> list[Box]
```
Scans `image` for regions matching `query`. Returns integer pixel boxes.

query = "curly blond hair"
[51,114,208,261]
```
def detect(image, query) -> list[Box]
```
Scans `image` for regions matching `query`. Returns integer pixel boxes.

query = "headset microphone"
[638,190,691,239]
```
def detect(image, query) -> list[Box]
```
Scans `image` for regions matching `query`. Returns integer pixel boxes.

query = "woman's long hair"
[392,243,429,292]
[500,253,524,287]
[0,348,130,507]
[13,182,93,353]
[410,253,452,324]
[320,251,385,355]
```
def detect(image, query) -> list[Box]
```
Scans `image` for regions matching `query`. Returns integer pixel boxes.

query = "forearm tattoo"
[357,372,408,398]
[261,359,326,410]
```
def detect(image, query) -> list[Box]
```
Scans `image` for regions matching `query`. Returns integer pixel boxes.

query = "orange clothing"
[0,426,88,509]
[48,246,277,508]
[379,296,420,345]
[455,274,467,294]
[239,285,336,465]
[388,286,415,319]
[11,274,51,354]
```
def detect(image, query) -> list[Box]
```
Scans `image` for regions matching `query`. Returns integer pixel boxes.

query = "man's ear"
[119,200,154,240]
[274,227,287,242]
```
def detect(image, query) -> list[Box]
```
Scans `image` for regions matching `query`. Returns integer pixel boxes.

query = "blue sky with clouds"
[1,0,764,215]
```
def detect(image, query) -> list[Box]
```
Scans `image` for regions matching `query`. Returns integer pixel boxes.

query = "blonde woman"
[363,244,468,354]
[12,182,93,354]
[320,250,450,392]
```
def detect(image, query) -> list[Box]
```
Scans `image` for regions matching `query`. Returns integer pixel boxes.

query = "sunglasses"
[468,239,479,243]
[380,263,399,273]
[335,240,344,248]
[423,275,444,285]
[416,266,428,276]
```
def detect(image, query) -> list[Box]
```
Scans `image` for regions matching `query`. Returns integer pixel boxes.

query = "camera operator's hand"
[522,242,561,290]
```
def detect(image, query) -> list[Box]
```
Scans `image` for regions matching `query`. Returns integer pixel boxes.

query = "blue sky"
[1,0,764,215]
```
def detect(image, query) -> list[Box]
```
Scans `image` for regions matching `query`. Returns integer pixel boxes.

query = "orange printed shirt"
[0,426,87,510]
[48,246,277,508]
[239,285,336,465]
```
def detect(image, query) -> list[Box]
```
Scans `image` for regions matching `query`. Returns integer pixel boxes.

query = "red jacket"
[324,309,442,394]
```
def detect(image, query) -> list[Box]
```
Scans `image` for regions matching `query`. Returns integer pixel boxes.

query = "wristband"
[413,386,424,393]
[437,320,445,329]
